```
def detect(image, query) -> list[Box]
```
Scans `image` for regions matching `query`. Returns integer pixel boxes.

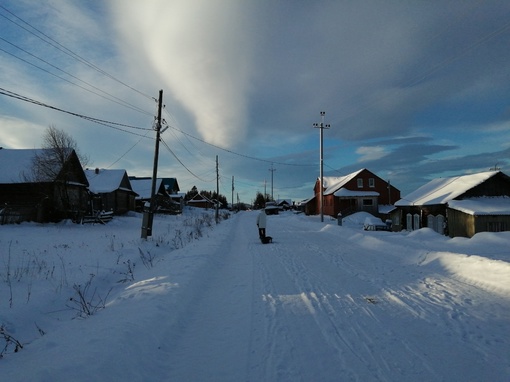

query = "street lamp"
[313,111,330,222]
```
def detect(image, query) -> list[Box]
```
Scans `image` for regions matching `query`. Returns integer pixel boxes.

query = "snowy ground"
[1,209,509,381]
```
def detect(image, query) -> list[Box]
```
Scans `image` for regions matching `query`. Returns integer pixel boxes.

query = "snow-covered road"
[161,212,509,381]
[1,210,508,381]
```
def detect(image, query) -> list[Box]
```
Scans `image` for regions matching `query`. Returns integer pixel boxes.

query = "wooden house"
[0,148,89,223]
[393,170,510,237]
[187,193,215,209]
[129,177,171,212]
[161,177,180,195]
[85,168,138,215]
[312,168,400,218]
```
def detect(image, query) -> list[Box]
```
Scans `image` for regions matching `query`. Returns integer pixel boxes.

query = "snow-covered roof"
[130,178,165,199]
[334,189,379,197]
[0,148,47,183]
[378,204,396,214]
[448,197,510,215]
[85,169,130,193]
[322,169,364,195]
[395,171,500,206]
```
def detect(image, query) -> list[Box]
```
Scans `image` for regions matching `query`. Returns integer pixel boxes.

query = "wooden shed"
[447,197,510,238]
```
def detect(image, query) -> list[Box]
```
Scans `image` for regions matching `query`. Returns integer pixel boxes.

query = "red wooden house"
[312,168,400,218]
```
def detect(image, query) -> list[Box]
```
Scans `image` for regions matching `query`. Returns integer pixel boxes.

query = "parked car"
[363,216,391,231]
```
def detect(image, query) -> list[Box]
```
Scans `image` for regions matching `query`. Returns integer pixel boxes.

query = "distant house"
[161,177,180,195]
[393,170,510,237]
[311,168,400,218]
[129,177,169,212]
[187,193,215,209]
[275,199,292,210]
[298,196,316,215]
[85,168,138,214]
[0,148,89,223]
[129,176,182,214]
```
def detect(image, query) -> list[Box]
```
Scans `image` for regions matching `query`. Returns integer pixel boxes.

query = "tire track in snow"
[259,215,445,381]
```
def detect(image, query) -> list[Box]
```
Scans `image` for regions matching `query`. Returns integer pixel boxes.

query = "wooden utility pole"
[269,164,276,201]
[141,89,163,239]
[231,176,234,211]
[215,155,219,223]
[313,111,330,222]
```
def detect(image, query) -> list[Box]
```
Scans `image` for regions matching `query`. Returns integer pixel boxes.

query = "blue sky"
[1,0,510,204]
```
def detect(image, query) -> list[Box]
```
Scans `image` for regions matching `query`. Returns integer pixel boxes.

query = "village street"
[1,210,509,382]
[159,212,509,382]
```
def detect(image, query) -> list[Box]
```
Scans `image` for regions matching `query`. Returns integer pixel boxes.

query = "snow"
[448,196,510,215]
[322,169,363,195]
[333,188,379,197]
[130,178,164,199]
[84,169,129,194]
[1,209,509,381]
[395,170,500,206]
[0,148,43,183]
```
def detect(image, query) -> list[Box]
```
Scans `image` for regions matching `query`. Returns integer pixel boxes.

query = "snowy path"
[160,212,509,381]
[1,211,508,381]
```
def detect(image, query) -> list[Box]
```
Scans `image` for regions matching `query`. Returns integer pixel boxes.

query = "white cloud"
[356,146,388,162]
[112,0,255,148]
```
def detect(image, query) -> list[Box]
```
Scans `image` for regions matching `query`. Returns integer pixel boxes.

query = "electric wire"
[0,44,153,116]
[0,4,153,101]
[0,87,153,136]
[160,136,214,183]
[167,124,315,167]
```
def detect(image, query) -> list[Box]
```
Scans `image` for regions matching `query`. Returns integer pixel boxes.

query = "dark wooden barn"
[0,148,89,223]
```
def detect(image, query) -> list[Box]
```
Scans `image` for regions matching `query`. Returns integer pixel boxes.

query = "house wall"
[188,201,212,209]
[96,190,132,214]
[462,173,510,198]
[447,208,510,238]
[341,169,400,205]
[447,209,473,237]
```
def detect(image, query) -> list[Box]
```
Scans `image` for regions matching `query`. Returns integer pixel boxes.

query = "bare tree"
[28,126,90,220]
[30,125,89,181]
[42,125,89,167]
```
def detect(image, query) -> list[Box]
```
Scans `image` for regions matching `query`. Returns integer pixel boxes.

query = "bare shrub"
[67,274,111,317]
[0,324,23,358]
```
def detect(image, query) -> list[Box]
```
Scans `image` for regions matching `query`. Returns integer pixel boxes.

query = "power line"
[0,5,154,101]
[0,43,153,116]
[0,87,153,136]
[160,136,214,183]
[167,124,315,167]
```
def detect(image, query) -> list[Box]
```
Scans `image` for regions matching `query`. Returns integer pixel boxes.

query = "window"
[357,178,363,188]
[369,178,375,188]
[362,199,373,206]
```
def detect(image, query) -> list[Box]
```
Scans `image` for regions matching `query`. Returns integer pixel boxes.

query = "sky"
[1,0,510,203]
